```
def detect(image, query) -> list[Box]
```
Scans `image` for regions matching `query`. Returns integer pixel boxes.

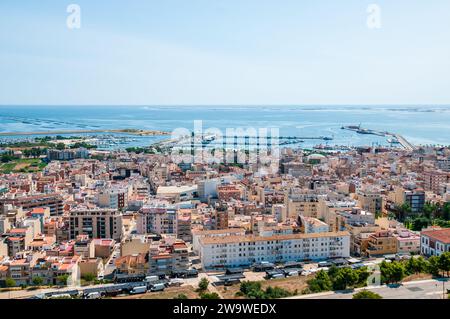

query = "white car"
[301,270,311,276]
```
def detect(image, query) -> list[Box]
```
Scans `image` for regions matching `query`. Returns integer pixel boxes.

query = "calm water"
[0,105,449,149]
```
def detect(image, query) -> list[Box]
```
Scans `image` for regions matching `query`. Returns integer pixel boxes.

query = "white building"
[192,228,246,254]
[420,227,450,257]
[199,231,350,269]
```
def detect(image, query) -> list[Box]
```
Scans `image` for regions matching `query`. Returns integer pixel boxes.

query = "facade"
[149,239,189,275]
[199,231,350,269]
[420,227,450,256]
[366,230,397,256]
[285,193,319,219]
[47,148,89,161]
[97,188,129,210]
[137,204,177,235]
[0,194,64,216]
[69,208,123,241]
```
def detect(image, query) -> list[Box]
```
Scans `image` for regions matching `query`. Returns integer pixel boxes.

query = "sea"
[0,105,449,150]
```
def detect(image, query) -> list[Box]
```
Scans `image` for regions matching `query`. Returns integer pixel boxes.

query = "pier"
[392,134,416,151]
[342,125,416,151]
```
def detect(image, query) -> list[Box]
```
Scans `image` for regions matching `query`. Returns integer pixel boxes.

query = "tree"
[56,143,66,150]
[5,277,16,288]
[442,203,450,221]
[406,256,427,275]
[380,261,406,284]
[438,252,450,277]
[332,267,359,290]
[199,292,220,299]
[397,203,412,221]
[56,274,70,285]
[412,216,431,231]
[239,281,265,299]
[82,273,96,282]
[355,267,371,287]
[353,290,382,299]
[307,270,332,292]
[427,256,440,276]
[32,277,44,286]
[198,278,209,292]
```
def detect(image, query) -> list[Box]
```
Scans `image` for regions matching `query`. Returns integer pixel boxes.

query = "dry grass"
[218,275,313,299]
[114,285,199,299]
[403,273,433,282]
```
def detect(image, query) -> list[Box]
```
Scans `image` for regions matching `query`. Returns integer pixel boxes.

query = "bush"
[239,281,294,299]
[353,290,382,299]
[174,294,188,299]
[307,270,333,293]
[32,277,44,286]
[199,292,220,299]
[5,278,16,288]
[198,278,209,292]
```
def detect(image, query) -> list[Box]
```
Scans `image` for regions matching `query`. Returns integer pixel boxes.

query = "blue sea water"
[0,105,449,149]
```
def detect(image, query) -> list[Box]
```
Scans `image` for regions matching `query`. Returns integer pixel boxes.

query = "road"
[288,278,449,299]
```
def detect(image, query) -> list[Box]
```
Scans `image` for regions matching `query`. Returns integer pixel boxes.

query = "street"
[288,278,449,300]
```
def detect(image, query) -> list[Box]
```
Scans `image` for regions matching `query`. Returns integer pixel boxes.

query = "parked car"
[169,279,184,287]
[150,283,165,292]
[86,292,101,299]
[286,270,299,277]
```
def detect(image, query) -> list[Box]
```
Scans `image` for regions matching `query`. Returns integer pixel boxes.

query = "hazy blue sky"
[1,0,450,105]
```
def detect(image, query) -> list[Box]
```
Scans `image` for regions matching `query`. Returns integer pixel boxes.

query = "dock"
[342,125,416,151]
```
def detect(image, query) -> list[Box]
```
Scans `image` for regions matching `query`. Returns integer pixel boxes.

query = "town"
[0,135,449,300]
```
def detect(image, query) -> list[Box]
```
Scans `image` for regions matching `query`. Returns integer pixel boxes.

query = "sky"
[1,0,450,106]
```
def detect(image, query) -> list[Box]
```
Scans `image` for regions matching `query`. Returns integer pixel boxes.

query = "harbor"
[341,125,416,151]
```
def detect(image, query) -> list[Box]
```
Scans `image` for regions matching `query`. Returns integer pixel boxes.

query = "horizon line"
[1,104,450,108]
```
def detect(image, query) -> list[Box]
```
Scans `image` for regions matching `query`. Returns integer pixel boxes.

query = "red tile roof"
[422,228,450,244]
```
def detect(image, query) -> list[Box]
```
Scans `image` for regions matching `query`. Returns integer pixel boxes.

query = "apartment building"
[192,228,246,254]
[47,148,89,161]
[177,209,192,242]
[97,187,129,210]
[149,239,189,275]
[420,227,450,256]
[136,204,177,235]
[357,190,384,214]
[366,230,397,257]
[423,170,449,194]
[395,229,420,254]
[391,187,425,213]
[0,193,64,216]
[198,231,350,269]
[285,193,320,219]
[217,185,242,201]
[69,208,123,241]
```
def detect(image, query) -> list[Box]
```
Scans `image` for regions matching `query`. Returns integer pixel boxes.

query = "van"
[130,286,147,295]
[150,283,165,292]
[145,276,159,283]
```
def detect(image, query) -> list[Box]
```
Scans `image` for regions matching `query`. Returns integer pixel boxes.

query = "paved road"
[288,278,449,300]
